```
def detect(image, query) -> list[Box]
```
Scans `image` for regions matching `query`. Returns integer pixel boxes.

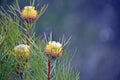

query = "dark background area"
[1,0,120,80]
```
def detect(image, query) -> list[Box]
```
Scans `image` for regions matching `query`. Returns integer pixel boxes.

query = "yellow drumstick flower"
[14,44,30,57]
[45,41,63,57]
[21,6,38,19]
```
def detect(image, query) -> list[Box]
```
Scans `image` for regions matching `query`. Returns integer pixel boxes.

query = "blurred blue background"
[1,0,120,80]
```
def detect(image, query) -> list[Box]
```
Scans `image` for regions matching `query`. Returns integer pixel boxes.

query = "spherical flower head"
[21,6,38,20]
[45,41,63,57]
[14,44,30,57]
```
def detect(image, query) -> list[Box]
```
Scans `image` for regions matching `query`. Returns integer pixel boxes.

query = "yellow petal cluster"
[45,41,63,57]
[21,6,38,19]
[14,44,30,57]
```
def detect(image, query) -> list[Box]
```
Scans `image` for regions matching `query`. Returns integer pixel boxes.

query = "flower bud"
[45,41,63,57]
[21,6,38,20]
[14,44,30,57]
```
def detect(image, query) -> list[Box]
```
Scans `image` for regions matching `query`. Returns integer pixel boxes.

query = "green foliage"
[0,0,79,80]
[52,49,79,80]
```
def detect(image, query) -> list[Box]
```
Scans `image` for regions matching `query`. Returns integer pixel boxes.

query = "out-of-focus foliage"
[0,0,79,80]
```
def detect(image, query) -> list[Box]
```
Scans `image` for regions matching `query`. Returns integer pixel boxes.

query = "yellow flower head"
[21,6,38,19]
[14,44,30,57]
[45,41,63,57]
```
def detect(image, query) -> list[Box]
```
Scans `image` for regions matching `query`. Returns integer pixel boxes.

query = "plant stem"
[9,75,13,80]
[48,60,51,80]
[26,22,30,45]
